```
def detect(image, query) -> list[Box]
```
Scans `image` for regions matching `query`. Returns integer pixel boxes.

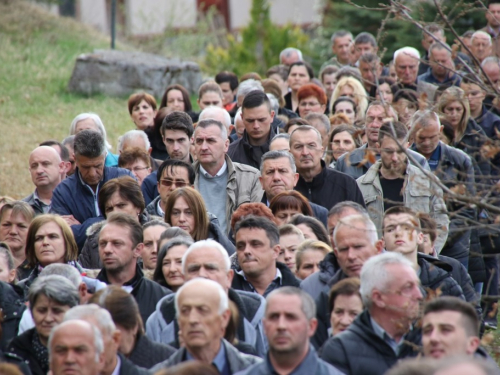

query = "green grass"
[0,1,146,198]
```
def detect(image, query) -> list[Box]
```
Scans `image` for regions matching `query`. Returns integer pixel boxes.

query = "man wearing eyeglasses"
[290,125,365,210]
[145,159,195,218]
[356,121,449,253]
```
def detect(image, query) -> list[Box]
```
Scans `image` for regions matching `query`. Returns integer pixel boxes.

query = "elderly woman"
[90,286,175,368]
[328,278,363,336]
[164,188,235,255]
[20,215,80,295]
[7,275,79,375]
[269,191,313,226]
[330,77,368,121]
[153,237,193,292]
[79,176,150,269]
[69,113,118,167]
[127,92,157,131]
[297,84,327,118]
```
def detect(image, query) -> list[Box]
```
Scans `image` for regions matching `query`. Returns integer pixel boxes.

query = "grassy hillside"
[0,1,135,198]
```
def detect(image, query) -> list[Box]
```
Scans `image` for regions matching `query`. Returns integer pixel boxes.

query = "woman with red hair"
[297,84,327,118]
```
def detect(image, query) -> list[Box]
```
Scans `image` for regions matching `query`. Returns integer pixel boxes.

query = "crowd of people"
[1,2,500,375]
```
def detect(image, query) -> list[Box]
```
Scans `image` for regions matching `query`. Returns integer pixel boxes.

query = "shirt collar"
[199,161,227,178]
[157,199,164,216]
[33,190,50,212]
[370,316,409,354]
[186,340,226,373]
[236,267,282,283]
[111,355,121,375]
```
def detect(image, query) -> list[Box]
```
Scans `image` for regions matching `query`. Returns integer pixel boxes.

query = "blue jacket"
[141,171,158,206]
[51,166,134,249]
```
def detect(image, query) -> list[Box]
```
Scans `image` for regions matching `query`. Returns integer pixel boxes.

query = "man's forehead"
[164,130,189,139]
[424,310,463,324]
[384,213,417,226]
[162,166,188,179]
[263,157,292,169]
[186,247,224,263]
[195,125,222,138]
[291,129,320,143]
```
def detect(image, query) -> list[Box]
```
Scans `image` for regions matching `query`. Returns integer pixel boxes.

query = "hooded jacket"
[146,288,268,358]
[320,310,421,375]
[417,254,465,300]
[51,166,135,249]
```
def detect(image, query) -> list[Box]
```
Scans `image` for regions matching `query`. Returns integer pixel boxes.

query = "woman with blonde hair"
[330,77,368,121]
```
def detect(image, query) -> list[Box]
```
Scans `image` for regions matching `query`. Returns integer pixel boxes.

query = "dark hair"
[240,72,262,82]
[335,66,362,84]
[383,206,421,233]
[288,61,314,79]
[284,117,309,133]
[440,118,456,144]
[269,191,313,217]
[39,140,70,162]
[215,71,239,91]
[241,90,271,111]
[118,148,151,169]
[153,237,193,288]
[234,215,279,247]
[74,130,106,158]
[354,32,377,47]
[90,285,144,335]
[424,296,480,337]
[104,212,143,249]
[160,111,194,138]
[266,65,289,81]
[328,277,362,314]
[160,84,192,112]
[326,125,362,164]
[98,176,145,218]
[320,65,340,81]
[332,96,357,115]
[378,121,408,143]
[393,89,418,105]
[230,202,277,232]
[461,72,483,86]
[423,23,444,37]
[359,52,380,65]
[417,213,437,243]
[289,214,330,246]
[127,92,157,115]
[156,159,195,185]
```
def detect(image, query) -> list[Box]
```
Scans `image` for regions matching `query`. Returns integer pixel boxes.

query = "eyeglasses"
[160,179,188,188]
[130,166,150,173]
[299,101,321,108]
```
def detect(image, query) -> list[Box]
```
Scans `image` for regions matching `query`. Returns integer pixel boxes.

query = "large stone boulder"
[67,49,202,97]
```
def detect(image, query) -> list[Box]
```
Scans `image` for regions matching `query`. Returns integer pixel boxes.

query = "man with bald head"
[146,239,268,357]
[290,125,365,210]
[151,278,261,373]
[23,146,64,215]
[49,320,105,375]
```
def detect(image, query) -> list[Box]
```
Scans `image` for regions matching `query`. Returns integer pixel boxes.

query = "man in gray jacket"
[356,121,449,252]
[193,118,263,234]
[151,278,261,374]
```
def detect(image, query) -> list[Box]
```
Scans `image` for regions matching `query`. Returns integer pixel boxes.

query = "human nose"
[346,248,356,260]
[312,264,319,274]
[178,213,186,222]
[339,312,351,326]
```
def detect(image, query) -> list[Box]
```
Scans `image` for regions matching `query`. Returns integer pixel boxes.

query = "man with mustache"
[23,146,65,215]
[290,125,365,210]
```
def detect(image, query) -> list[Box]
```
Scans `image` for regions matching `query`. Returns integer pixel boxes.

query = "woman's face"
[331,131,356,161]
[274,208,301,226]
[443,100,465,129]
[296,223,318,240]
[295,249,326,280]
[162,245,188,291]
[198,91,223,110]
[74,118,98,134]
[130,100,157,131]
[334,101,356,123]
[330,294,363,336]
[170,197,195,235]
[288,66,311,92]
[166,89,186,112]
[104,191,141,220]
[395,99,417,126]
[34,221,66,267]
[32,294,71,343]
[0,253,15,283]
[298,95,325,118]
[339,84,355,101]
[376,83,393,104]
[277,233,302,272]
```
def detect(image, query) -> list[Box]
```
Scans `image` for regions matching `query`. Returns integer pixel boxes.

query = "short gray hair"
[175,278,229,317]
[260,150,296,174]
[181,239,230,274]
[198,107,232,131]
[69,113,112,150]
[237,79,264,99]
[409,109,441,134]
[393,47,420,63]
[195,119,228,141]
[270,133,291,148]
[49,320,104,363]
[266,93,279,114]
[29,275,80,312]
[160,237,194,256]
[64,304,116,337]
[328,201,368,218]
[290,125,323,145]
[117,130,151,153]
[471,30,492,45]
[266,286,316,320]
[39,264,82,288]
[360,252,414,308]
[333,214,378,247]
[481,55,500,68]
[74,130,106,158]
[280,47,303,62]
[304,113,331,134]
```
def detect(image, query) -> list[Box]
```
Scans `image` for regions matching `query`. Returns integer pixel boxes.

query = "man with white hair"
[49,320,105,375]
[64,305,148,375]
[321,252,423,374]
[393,46,438,102]
[23,146,65,215]
[279,47,303,66]
[151,278,261,373]
[146,239,268,357]
[117,129,160,172]
[192,119,263,234]
[198,106,234,141]
[470,31,493,64]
